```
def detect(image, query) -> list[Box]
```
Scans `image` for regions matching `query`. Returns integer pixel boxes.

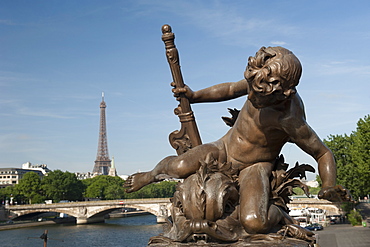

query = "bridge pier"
[156,204,169,223]
[77,215,105,225]
[157,216,167,223]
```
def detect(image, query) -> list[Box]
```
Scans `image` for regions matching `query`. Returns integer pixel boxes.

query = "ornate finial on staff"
[161,24,202,155]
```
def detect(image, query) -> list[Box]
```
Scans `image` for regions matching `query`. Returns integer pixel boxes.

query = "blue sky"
[1,0,369,181]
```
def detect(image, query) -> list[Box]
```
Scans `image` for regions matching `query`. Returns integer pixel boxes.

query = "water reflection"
[0,214,163,247]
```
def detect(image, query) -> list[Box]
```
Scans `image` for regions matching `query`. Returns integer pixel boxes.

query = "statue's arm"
[291,123,337,189]
[289,123,353,201]
[176,79,248,103]
[283,97,351,201]
[282,96,336,188]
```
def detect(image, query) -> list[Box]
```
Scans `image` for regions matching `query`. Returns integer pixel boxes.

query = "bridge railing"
[6,198,171,210]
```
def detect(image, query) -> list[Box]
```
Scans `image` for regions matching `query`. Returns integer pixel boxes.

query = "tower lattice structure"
[93,92,111,175]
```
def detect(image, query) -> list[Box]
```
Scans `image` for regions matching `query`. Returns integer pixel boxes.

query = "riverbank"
[0,220,56,231]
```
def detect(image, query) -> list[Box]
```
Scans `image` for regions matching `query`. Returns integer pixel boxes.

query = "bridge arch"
[82,204,158,218]
[123,204,158,216]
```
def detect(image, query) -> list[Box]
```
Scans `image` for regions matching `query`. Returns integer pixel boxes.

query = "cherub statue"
[125,46,351,237]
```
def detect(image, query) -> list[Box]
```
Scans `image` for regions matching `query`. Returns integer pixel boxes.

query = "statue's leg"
[239,162,283,234]
[125,142,225,192]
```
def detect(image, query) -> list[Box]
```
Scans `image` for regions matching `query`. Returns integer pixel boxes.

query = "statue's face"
[248,76,297,108]
[282,84,297,99]
[276,79,297,101]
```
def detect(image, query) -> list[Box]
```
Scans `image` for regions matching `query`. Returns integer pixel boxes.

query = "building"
[303,180,319,188]
[22,162,50,175]
[108,157,117,177]
[75,172,95,180]
[0,168,44,188]
[289,207,327,226]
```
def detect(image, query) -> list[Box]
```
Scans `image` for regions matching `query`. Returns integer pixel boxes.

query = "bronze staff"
[161,24,202,155]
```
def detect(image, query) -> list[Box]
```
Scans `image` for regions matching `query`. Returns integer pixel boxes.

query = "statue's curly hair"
[244,47,302,96]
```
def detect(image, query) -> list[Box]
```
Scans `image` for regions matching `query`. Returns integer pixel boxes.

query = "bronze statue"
[124,25,351,246]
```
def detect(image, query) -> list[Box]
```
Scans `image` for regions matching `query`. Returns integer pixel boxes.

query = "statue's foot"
[124,172,152,193]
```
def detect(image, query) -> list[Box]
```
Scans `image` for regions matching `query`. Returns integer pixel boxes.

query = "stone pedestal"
[148,236,313,247]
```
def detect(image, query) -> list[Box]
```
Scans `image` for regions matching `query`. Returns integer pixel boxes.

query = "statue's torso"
[222,96,300,169]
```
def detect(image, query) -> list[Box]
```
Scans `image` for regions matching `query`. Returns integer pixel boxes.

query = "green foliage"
[83,175,125,200]
[83,176,177,200]
[14,172,43,204]
[105,183,125,200]
[4,171,177,204]
[31,194,46,204]
[347,209,362,226]
[309,186,321,195]
[324,115,370,199]
[292,186,321,197]
[42,170,84,202]
[315,175,322,188]
[341,201,355,214]
[0,186,15,203]
[0,188,5,202]
[123,181,178,199]
[292,187,305,195]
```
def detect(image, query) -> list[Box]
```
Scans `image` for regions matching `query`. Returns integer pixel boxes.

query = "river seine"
[0,214,163,247]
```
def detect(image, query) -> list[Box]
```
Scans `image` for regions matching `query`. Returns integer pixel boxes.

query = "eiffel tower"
[93,92,111,175]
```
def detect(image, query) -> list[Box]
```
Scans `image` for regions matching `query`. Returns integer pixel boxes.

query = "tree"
[42,170,84,202]
[83,175,125,200]
[15,172,43,204]
[84,177,107,199]
[0,186,16,204]
[123,181,177,199]
[292,186,321,197]
[315,175,322,188]
[0,188,5,204]
[351,115,370,199]
[324,115,370,199]
[83,176,177,200]
[309,186,321,195]
[105,183,125,200]
[347,209,362,226]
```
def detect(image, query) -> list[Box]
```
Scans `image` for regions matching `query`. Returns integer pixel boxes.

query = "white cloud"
[318,63,370,75]
[17,107,73,119]
[134,0,297,47]
[182,7,295,45]
[271,41,287,46]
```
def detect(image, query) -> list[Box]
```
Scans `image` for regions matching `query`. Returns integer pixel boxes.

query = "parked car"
[305,223,323,231]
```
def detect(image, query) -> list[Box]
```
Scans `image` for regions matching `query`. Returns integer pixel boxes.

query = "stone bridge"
[6,198,171,224]
[6,197,342,225]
